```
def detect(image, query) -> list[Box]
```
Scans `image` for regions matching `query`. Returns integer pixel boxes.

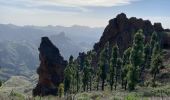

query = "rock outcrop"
[94,13,170,55]
[33,37,67,96]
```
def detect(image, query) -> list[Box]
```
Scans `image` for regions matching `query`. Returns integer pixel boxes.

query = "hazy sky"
[0,0,170,28]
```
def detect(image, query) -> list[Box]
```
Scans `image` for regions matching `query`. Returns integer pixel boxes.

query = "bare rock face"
[33,37,67,96]
[94,13,170,55]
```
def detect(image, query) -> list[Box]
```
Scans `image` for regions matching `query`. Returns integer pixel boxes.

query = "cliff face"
[33,37,67,96]
[94,13,169,55]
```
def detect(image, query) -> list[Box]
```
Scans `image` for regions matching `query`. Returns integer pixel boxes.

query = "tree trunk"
[87,83,88,92]
[121,78,124,89]
[76,80,79,92]
[115,76,117,90]
[90,77,92,91]
[124,80,127,90]
[111,84,113,91]
[97,77,99,91]
[83,84,85,91]
[102,79,105,91]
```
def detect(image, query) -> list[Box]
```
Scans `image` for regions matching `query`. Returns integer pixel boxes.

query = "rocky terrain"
[0,13,170,100]
[29,13,170,97]
[33,37,67,96]
[94,13,170,55]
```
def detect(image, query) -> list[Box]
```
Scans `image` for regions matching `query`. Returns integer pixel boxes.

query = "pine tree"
[64,64,72,94]
[139,43,150,84]
[128,29,145,91]
[99,42,109,91]
[78,52,86,70]
[87,51,93,91]
[121,47,131,90]
[74,60,80,92]
[144,43,151,68]
[96,63,101,91]
[150,32,158,53]
[150,42,162,87]
[64,55,74,93]
[109,45,119,90]
[82,55,91,91]
[146,32,159,70]
[115,57,122,90]
[70,56,77,93]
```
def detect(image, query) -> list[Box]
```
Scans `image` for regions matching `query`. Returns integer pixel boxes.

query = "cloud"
[0,0,140,13]
[34,0,139,7]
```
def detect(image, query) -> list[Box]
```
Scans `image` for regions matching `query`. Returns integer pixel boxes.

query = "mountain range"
[0,24,104,80]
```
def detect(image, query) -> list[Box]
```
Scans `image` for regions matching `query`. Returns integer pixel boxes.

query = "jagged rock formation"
[33,37,67,96]
[94,13,170,55]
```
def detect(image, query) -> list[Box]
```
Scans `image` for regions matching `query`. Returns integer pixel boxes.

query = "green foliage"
[115,57,122,90]
[144,43,151,68]
[150,32,158,53]
[125,93,140,100]
[61,29,166,98]
[113,96,121,100]
[99,42,110,91]
[127,64,137,91]
[87,51,94,91]
[82,61,90,91]
[9,90,25,100]
[130,29,145,68]
[64,55,74,93]
[150,42,163,86]
[121,47,131,90]
[128,29,145,91]
[58,83,64,97]
[74,60,81,92]
[76,93,91,100]
[109,44,119,91]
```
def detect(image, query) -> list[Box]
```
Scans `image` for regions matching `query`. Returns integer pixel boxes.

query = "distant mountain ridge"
[0,24,103,80]
[0,24,103,43]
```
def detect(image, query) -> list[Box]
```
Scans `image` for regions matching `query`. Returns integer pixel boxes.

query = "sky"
[0,0,170,28]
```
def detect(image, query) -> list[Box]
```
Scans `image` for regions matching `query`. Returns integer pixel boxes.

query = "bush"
[125,93,140,100]
[9,90,25,100]
[91,94,101,100]
[76,93,91,100]
[58,83,64,97]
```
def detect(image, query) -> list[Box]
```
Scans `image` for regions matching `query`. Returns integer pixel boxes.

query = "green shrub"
[77,93,90,100]
[91,94,101,100]
[9,90,25,100]
[58,83,64,97]
[125,93,140,100]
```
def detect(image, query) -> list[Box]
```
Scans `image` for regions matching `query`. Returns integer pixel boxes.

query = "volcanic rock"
[94,13,170,55]
[33,37,67,96]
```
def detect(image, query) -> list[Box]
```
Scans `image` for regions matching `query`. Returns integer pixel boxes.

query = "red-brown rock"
[94,13,170,55]
[33,37,67,96]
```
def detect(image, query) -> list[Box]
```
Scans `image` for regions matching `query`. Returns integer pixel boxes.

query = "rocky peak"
[39,37,65,64]
[116,13,127,19]
[33,37,67,96]
[154,23,164,32]
[94,13,169,55]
